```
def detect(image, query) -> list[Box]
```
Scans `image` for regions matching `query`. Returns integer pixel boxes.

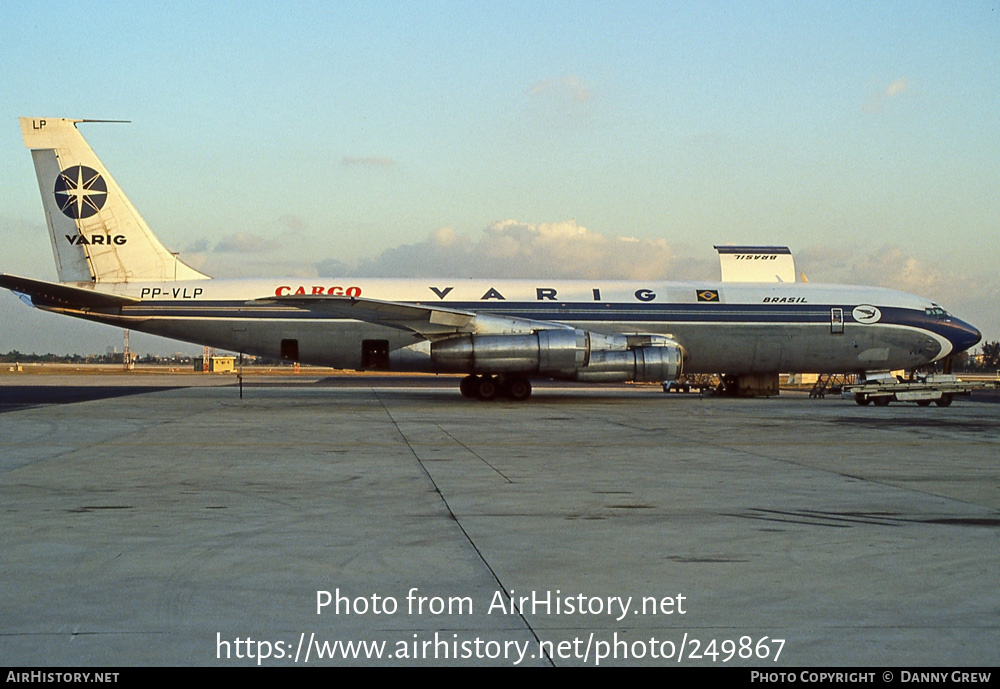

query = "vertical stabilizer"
[20,117,209,284]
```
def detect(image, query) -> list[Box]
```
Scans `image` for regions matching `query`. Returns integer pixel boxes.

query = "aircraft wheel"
[916,400,932,407]
[935,394,953,407]
[506,377,532,401]
[476,376,498,401]
[854,394,871,406]
[460,375,480,398]
[873,396,891,407]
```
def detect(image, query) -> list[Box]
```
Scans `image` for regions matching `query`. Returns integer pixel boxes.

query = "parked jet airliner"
[0,118,982,401]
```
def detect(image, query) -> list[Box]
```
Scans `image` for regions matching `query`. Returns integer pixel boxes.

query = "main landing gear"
[459,374,532,401]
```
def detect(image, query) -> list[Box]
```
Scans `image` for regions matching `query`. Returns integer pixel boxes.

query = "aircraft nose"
[948,318,982,355]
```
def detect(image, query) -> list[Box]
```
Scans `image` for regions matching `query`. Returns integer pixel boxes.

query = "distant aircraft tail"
[20,117,210,284]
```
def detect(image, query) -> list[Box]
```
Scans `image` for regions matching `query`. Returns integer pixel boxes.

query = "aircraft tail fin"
[20,118,210,284]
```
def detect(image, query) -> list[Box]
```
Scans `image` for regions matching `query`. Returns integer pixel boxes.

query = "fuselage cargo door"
[362,339,390,369]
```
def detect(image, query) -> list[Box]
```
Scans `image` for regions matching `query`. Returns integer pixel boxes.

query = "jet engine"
[430,329,684,382]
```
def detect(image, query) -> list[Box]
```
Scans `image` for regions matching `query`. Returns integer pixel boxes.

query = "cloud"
[797,243,998,340]
[277,213,306,231]
[797,244,939,292]
[317,219,678,280]
[181,221,316,278]
[213,232,281,253]
[185,238,210,253]
[885,78,909,97]
[186,252,318,279]
[528,75,592,103]
[186,225,997,341]
[862,76,910,113]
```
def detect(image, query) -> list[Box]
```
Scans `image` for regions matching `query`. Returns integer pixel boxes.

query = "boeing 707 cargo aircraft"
[0,118,981,401]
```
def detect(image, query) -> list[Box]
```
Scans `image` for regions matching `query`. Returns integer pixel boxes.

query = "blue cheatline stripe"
[115,300,929,327]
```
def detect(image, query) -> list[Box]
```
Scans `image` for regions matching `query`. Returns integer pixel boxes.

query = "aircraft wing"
[261,294,568,339]
[0,274,140,309]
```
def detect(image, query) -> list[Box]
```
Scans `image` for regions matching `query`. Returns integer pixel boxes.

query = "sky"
[1,1,998,355]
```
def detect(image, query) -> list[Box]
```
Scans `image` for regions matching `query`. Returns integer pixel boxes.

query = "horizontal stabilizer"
[0,274,139,309]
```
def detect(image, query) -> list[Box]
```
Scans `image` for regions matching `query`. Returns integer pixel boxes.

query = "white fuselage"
[52,277,973,375]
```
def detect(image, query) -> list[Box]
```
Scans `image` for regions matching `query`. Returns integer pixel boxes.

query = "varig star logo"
[54,165,108,219]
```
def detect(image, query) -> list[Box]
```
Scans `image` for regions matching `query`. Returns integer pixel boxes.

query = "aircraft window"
[924,307,949,318]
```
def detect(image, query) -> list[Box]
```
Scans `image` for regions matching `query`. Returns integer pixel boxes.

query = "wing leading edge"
[260,293,574,339]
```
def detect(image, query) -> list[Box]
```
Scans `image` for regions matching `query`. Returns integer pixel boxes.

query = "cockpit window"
[925,306,950,318]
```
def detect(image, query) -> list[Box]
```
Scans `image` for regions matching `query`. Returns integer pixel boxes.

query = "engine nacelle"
[573,345,683,382]
[430,329,684,382]
[431,329,587,374]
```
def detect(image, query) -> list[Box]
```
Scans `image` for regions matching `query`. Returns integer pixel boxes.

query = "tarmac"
[1,370,998,666]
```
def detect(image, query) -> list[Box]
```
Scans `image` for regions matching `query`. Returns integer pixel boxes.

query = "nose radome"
[951,319,982,354]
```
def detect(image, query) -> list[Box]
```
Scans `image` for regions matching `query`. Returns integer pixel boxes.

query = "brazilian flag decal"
[697,289,719,302]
